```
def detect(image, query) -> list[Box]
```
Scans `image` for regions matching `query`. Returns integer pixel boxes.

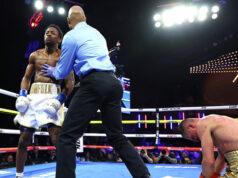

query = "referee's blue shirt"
[53,21,115,80]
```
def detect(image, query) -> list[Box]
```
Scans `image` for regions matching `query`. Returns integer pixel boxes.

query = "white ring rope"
[0,128,182,138]
[0,89,18,98]
[159,105,238,112]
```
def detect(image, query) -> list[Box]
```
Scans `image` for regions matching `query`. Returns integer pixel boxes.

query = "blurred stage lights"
[153,4,220,28]
[47,6,54,13]
[155,22,161,28]
[211,5,219,13]
[58,7,65,15]
[153,14,160,21]
[34,0,43,10]
[212,13,218,20]
[33,0,66,15]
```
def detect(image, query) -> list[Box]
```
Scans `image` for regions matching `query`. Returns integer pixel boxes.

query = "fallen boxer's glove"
[200,172,220,178]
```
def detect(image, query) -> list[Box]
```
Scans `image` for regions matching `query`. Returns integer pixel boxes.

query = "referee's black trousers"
[56,71,151,178]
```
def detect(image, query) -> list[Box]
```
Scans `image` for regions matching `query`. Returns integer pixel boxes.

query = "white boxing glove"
[42,93,67,117]
[15,89,29,114]
[42,99,62,116]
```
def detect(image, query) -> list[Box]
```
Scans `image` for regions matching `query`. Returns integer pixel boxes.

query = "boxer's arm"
[20,54,35,90]
[62,70,75,97]
[16,54,35,113]
[198,121,215,177]
[214,149,226,175]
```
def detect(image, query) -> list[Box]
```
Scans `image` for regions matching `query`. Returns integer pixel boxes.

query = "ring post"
[155,108,160,148]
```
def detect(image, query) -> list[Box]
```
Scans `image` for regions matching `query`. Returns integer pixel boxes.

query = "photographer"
[179,151,192,164]
[155,150,177,164]
[138,149,153,164]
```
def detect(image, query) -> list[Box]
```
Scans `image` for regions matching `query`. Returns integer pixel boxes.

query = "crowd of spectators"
[77,148,202,165]
[0,147,202,169]
[0,150,56,169]
[0,126,203,170]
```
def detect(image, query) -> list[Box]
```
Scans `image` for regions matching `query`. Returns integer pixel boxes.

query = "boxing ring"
[0,89,232,177]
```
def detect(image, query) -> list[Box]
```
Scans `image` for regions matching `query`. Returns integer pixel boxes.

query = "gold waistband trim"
[30,83,61,94]
[224,150,238,166]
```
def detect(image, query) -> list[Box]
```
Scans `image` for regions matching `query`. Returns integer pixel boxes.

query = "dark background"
[1,0,238,145]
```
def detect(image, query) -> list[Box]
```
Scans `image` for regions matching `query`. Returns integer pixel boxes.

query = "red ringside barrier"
[0,146,55,153]
[0,145,218,153]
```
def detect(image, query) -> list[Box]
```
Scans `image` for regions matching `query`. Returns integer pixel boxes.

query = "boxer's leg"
[16,126,35,177]
[48,124,61,147]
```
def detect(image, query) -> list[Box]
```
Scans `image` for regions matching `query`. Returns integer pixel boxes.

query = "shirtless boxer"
[179,114,238,178]
[14,24,74,178]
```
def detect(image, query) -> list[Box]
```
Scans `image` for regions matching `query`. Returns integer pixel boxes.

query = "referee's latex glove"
[41,64,56,78]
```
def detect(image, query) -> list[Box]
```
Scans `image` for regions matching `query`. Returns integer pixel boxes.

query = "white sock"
[16,172,23,177]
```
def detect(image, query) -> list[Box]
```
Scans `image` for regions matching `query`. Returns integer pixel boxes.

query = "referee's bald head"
[67,5,86,29]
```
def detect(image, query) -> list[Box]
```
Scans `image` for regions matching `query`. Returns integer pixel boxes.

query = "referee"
[42,5,151,178]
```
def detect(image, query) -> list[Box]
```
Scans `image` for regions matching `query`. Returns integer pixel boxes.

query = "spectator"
[191,151,201,164]
[175,151,181,161]
[85,151,93,162]
[180,151,192,164]
[26,152,33,165]
[97,150,106,162]
[111,150,123,163]
[0,156,8,167]
[7,154,15,167]
[138,149,153,164]
[153,150,177,164]
[106,151,116,162]
[151,152,159,164]
[47,150,56,162]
